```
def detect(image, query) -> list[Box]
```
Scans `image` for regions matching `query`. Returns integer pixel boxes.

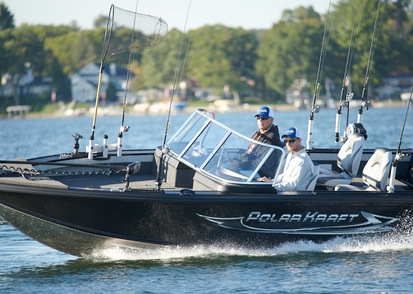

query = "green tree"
[373,0,413,79]
[328,0,413,99]
[71,31,99,69]
[128,60,144,92]
[0,2,14,84]
[2,25,46,105]
[256,6,325,101]
[0,2,14,30]
[1,0,413,112]
[104,27,146,66]
[187,25,232,90]
[218,27,259,99]
[329,0,382,98]
[186,25,258,98]
[105,81,117,102]
[45,31,82,76]
[45,29,103,75]
[94,15,109,29]
[1,25,74,104]
[140,28,183,89]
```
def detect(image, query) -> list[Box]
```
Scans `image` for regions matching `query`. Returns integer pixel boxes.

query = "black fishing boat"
[0,106,412,257]
[1,3,413,257]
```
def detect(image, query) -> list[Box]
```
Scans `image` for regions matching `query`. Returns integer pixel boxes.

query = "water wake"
[88,230,413,261]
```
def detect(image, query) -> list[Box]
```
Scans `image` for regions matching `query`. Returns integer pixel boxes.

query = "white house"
[376,72,413,100]
[71,63,132,103]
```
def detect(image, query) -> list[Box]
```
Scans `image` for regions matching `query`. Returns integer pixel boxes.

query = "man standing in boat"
[259,127,316,191]
[232,106,283,178]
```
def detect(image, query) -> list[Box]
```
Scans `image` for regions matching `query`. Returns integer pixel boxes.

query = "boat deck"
[0,161,411,194]
[0,170,176,191]
[2,109,411,195]
[0,157,176,191]
[0,134,412,195]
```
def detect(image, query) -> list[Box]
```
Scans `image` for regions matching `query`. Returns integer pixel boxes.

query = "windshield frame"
[167,109,285,184]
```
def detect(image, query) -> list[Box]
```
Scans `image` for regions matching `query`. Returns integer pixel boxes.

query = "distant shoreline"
[2,100,406,120]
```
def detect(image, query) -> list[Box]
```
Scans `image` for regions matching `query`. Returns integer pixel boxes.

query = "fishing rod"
[178,33,193,91]
[334,0,364,143]
[117,0,140,158]
[306,0,332,150]
[86,5,168,160]
[387,86,412,193]
[155,0,193,191]
[356,0,385,124]
[88,5,115,159]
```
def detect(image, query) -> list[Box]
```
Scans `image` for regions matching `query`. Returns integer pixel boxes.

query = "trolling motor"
[123,161,141,190]
[72,132,83,156]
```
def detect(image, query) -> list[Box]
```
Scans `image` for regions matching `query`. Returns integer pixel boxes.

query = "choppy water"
[0,106,412,293]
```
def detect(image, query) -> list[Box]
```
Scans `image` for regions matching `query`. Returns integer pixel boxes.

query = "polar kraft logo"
[197,211,399,235]
[245,211,360,223]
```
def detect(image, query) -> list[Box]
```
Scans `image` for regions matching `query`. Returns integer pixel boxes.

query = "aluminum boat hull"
[1,181,412,257]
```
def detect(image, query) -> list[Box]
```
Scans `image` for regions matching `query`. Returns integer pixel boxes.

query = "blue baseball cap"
[254,106,274,119]
[282,127,301,139]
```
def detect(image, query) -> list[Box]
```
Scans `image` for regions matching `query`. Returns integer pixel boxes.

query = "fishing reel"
[341,93,354,108]
[340,123,368,143]
[60,132,84,159]
[360,100,370,110]
[72,132,83,156]
[123,161,141,190]
[346,123,367,140]
[120,125,130,133]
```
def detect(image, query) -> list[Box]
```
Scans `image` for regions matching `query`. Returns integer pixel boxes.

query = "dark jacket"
[238,125,283,178]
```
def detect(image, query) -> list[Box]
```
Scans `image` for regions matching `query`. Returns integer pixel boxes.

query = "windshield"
[167,109,285,183]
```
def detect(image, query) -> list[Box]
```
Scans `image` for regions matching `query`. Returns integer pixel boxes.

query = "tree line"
[0,0,412,110]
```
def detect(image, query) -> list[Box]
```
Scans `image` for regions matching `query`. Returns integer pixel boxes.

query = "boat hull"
[1,183,412,257]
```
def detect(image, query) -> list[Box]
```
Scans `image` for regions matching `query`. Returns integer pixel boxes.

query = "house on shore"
[375,71,413,101]
[70,63,133,103]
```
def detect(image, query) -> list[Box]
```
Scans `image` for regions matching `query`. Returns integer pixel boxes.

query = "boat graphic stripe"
[197,211,399,235]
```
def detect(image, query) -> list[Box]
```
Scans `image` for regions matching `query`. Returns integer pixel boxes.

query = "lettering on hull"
[197,211,399,235]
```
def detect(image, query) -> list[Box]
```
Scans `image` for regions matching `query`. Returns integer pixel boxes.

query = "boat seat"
[334,148,392,192]
[316,133,365,189]
[306,165,320,191]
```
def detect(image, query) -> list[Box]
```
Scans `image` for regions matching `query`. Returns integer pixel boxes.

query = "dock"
[6,105,31,118]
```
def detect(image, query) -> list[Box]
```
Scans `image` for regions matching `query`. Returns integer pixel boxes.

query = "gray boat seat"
[306,165,320,191]
[335,148,392,192]
[316,133,365,189]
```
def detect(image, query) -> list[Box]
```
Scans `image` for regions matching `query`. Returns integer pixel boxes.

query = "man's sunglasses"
[256,116,269,121]
[284,139,296,144]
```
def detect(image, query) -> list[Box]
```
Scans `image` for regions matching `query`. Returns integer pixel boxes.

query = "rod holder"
[103,134,109,158]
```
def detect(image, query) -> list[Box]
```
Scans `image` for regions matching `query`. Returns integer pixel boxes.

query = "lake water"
[0,106,412,293]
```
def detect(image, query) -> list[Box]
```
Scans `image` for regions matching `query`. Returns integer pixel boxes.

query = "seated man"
[231,106,283,178]
[259,127,317,191]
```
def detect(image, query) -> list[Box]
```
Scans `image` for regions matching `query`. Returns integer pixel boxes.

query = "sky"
[5,0,331,31]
